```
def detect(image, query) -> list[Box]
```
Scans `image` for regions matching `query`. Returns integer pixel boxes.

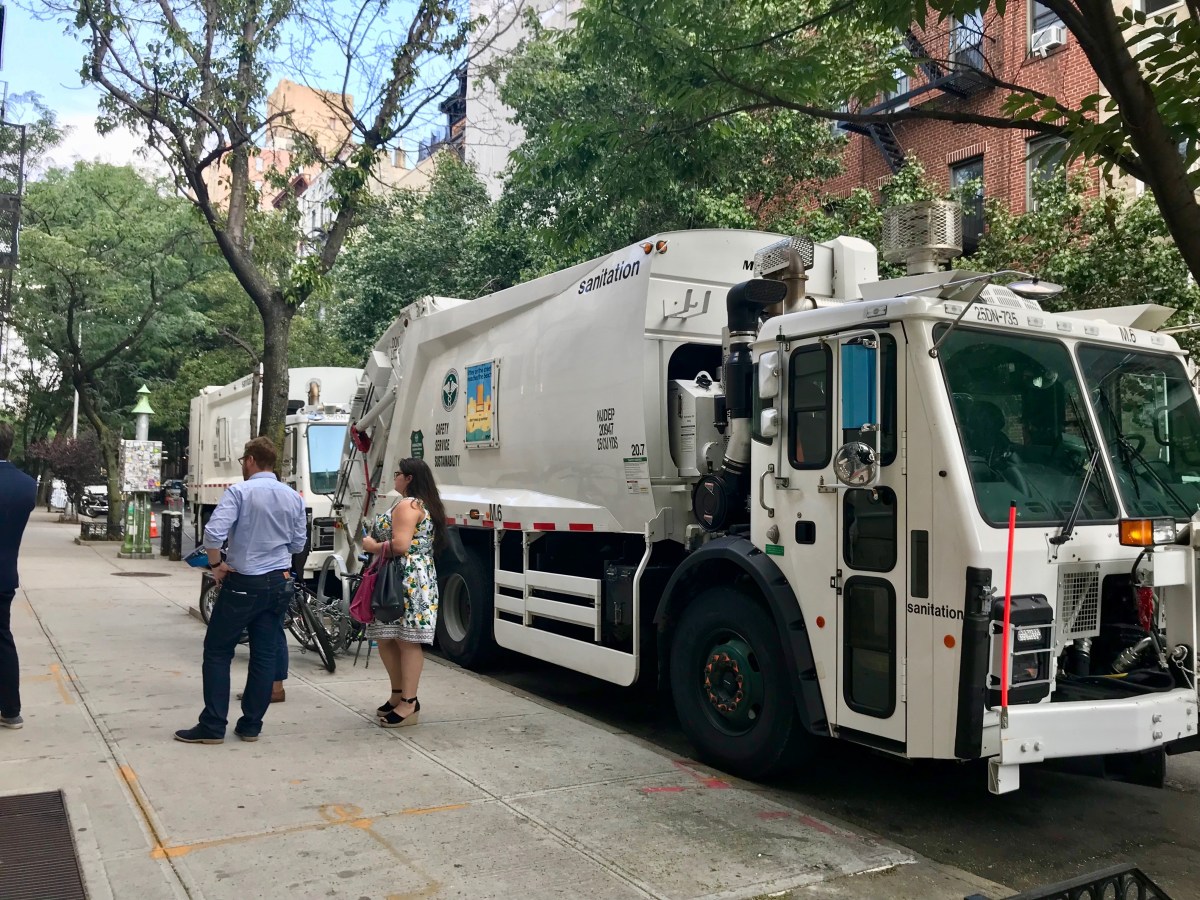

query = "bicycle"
[287,578,337,673]
[197,571,337,673]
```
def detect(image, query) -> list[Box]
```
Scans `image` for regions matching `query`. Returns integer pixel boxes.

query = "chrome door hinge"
[901,658,907,703]
[829,569,843,595]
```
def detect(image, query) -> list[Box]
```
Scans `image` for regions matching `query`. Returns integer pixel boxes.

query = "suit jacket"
[0,461,37,592]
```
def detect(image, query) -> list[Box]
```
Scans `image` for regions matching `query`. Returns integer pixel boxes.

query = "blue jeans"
[198,572,291,737]
[275,620,289,681]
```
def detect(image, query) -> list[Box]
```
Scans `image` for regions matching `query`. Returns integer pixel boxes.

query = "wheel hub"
[703,638,762,731]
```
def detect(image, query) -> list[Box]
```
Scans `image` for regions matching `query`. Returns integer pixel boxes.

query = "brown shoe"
[237,689,285,703]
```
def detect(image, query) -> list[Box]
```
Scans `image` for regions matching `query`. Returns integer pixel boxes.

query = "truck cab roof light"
[1119,518,1176,547]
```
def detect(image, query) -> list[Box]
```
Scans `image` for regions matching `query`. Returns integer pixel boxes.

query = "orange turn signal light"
[655,240,669,253]
[1119,518,1175,547]
[641,242,654,254]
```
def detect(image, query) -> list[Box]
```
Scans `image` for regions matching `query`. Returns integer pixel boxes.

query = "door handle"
[759,465,775,518]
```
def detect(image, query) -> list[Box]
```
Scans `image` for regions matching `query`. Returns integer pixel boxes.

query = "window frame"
[950,156,986,254]
[842,575,898,718]
[1029,1,1063,43]
[1025,135,1068,211]
[788,344,833,470]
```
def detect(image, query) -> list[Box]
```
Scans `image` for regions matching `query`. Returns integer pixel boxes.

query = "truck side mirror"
[758,350,781,400]
[841,341,878,432]
[760,408,780,438]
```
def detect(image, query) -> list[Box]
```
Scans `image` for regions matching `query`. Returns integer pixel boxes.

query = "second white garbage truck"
[320,215,1200,792]
[188,366,360,579]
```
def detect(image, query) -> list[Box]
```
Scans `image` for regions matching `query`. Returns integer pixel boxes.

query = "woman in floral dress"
[360,458,446,727]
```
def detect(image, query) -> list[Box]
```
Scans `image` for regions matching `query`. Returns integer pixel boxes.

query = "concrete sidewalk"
[1,512,1010,900]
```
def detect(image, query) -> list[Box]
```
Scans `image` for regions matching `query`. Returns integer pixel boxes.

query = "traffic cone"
[150,513,160,540]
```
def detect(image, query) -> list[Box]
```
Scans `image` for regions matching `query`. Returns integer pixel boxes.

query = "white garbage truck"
[320,214,1200,792]
[188,366,361,578]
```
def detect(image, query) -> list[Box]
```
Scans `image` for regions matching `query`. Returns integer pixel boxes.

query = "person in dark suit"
[0,422,37,729]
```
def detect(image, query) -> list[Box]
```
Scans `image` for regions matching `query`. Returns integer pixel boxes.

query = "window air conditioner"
[1030,24,1066,57]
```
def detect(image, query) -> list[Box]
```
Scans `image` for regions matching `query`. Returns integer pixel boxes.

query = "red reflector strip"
[568,523,594,532]
[532,522,555,531]
[481,520,495,529]
[446,517,455,526]
[503,522,521,530]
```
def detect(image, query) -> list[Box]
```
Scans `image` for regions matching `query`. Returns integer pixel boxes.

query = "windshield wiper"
[1050,448,1100,546]
[1098,393,1191,515]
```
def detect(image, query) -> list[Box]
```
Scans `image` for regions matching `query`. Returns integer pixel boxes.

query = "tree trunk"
[76,381,122,535]
[258,298,296,463]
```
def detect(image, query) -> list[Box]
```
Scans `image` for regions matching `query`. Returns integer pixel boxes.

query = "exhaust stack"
[692,235,812,533]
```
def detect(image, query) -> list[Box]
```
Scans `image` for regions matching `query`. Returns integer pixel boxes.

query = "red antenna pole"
[1001,501,1016,727]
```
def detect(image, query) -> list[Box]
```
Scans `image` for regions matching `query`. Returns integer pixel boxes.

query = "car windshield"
[1077,345,1200,519]
[306,424,346,494]
[936,325,1118,526]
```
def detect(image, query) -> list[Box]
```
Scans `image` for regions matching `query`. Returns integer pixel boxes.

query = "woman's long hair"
[398,457,447,553]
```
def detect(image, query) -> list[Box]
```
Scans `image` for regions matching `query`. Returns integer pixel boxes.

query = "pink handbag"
[350,560,381,624]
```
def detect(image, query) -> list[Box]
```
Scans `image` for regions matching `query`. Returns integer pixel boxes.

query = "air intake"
[882,200,963,275]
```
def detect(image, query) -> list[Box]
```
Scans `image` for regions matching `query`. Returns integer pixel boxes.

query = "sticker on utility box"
[765,544,784,557]
[624,456,650,495]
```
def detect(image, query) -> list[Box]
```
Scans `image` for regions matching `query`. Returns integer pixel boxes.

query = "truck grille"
[1057,565,1100,647]
[312,517,336,552]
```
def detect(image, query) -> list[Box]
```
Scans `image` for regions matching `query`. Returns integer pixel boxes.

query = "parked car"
[79,485,109,518]
[154,479,187,505]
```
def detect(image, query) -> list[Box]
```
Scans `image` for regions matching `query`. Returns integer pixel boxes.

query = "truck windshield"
[1077,346,1200,519]
[306,424,347,494]
[936,325,1117,526]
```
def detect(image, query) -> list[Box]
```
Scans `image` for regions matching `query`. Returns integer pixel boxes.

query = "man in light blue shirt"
[175,437,307,744]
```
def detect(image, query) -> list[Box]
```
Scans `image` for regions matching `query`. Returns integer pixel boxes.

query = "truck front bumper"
[988,689,1198,793]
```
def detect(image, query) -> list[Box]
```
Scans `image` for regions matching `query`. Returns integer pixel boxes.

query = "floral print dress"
[365,499,438,645]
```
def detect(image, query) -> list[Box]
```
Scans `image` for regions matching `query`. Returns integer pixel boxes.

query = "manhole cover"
[0,790,88,899]
[111,572,172,578]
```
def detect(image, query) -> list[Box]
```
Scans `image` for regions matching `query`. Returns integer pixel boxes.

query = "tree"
[48,0,503,450]
[542,0,1200,286]
[334,154,539,356]
[489,10,848,259]
[26,434,104,516]
[969,173,1200,324]
[14,163,212,528]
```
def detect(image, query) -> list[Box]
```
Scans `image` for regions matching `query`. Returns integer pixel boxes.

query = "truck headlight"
[1119,518,1177,547]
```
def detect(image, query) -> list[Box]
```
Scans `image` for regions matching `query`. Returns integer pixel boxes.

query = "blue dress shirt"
[203,472,308,576]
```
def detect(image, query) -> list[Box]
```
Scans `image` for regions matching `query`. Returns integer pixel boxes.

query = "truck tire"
[436,547,497,669]
[670,586,811,779]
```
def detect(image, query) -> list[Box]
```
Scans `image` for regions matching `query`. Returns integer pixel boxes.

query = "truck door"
[756,329,906,748]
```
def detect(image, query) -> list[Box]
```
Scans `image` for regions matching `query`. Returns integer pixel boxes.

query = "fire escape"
[843,21,995,174]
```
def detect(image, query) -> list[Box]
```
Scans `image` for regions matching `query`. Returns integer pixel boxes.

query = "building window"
[950,156,985,253]
[1026,136,1067,210]
[255,157,264,172]
[1029,2,1065,53]
[951,10,985,70]
[883,66,909,107]
[1142,0,1181,12]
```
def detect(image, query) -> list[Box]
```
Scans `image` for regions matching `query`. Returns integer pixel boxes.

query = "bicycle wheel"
[199,581,220,625]
[298,591,336,673]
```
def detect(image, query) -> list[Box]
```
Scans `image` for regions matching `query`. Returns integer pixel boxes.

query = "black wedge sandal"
[377,688,404,716]
[379,697,420,728]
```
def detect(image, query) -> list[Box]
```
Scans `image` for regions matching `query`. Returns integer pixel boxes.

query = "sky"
[2,2,462,174]
[4,5,153,169]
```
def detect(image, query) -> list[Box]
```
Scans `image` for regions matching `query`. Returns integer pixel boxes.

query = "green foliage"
[969,175,1200,324]
[333,155,542,356]
[13,163,214,437]
[490,5,851,259]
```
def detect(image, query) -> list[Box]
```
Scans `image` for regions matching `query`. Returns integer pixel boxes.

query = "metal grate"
[881,200,963,263]
[0,790,88,900]
[965,861,1173,899]
[753,234,815,277]
[1057,567,1100,646]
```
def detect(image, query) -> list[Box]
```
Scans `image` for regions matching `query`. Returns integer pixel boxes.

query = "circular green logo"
[442,369,459,411]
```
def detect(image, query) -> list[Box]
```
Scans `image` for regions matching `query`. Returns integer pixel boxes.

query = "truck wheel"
[670,586,810,779]
[436,547,496,669]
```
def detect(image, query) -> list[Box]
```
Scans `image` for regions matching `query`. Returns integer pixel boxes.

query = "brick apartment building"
[822,1,1106,253]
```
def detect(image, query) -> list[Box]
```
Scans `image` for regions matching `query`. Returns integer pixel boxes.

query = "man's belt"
[225,569,291,586]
